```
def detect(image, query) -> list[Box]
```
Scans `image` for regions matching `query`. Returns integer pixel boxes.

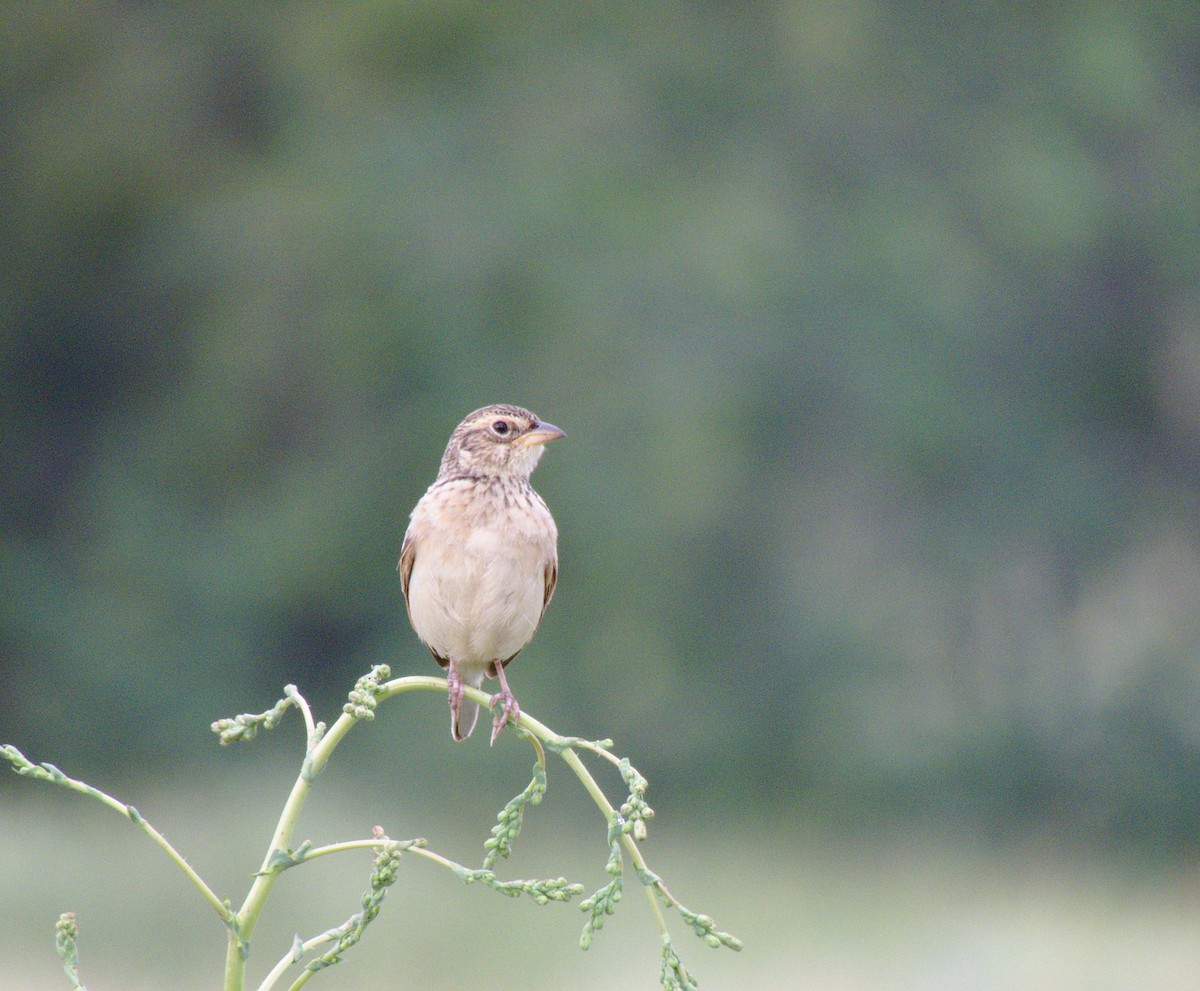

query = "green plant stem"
[375,681,674,945]
[300,837,412,861]
[257,936,316,991]
[217,675,724,991]
[304,838,462,877]
[342,677,673,944]
[11,674,735,991]
[516,714,674,946]
[1,747,229,923]
[284,684,318,742]
[225,677,448,991]
[284,962,319,991]
[376,674,458,702]
[224,704,362,991]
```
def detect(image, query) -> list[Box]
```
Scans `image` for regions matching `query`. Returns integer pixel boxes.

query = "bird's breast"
[404,478,556,668]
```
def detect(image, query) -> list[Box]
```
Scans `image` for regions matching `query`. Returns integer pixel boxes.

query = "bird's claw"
[488,690,520,745]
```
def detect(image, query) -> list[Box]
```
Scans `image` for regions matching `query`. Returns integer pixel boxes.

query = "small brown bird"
[399,404,564,743]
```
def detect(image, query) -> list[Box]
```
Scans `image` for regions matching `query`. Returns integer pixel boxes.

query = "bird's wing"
[398,531,449,669]
[542,554,558,615]
[398,530,416,604]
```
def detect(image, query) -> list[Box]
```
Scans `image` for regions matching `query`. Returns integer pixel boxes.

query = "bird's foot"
[488,688,520,745]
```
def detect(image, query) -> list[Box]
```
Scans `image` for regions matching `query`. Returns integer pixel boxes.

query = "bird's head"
[439,404,565,480]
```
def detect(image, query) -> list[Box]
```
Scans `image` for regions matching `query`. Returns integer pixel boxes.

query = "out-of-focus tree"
[2,1,1199,849]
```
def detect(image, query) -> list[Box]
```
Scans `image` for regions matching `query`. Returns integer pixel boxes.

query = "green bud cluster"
[660,936,698,991]
[578,839,624,950]
[455,866,584,905]
[303,834,406,974]
[342,664,392,719]
[483,761,548,868]
[55,912,85,991]
[616,757,655,841]
[210,692,296,745]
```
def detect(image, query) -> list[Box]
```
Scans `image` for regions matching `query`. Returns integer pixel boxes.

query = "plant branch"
[1,745,230,923]
[8,668,739,991]
[223,669,390,991]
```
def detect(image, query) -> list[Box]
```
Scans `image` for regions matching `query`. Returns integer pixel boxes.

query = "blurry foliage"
[2,1,1200,850]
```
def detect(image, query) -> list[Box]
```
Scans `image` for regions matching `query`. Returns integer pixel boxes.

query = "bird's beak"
[520,422,566,447]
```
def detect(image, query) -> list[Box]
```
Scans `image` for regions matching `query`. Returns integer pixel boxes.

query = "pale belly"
[406,526,545,673]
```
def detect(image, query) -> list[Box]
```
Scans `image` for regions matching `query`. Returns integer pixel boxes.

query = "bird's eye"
[491,420,511,436]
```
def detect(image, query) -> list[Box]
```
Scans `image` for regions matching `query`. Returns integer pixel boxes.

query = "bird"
[399,404,564,743]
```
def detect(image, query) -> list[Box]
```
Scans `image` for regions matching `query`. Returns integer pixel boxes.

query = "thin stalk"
[1,747,229,922]
[224,707,361,991]
[225,677,447,991]
[542,727,673,943]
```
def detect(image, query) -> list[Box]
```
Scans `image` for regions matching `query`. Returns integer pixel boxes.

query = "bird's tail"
[451,668,487,741]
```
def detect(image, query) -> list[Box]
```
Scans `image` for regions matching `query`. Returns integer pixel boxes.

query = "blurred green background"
[4,2,1200,987]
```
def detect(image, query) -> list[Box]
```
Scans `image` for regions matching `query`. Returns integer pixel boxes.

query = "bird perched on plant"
[399,404,564,743]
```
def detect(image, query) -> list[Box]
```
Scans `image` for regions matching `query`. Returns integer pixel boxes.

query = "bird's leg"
[489,662,520,745]
[446,661,464,718]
